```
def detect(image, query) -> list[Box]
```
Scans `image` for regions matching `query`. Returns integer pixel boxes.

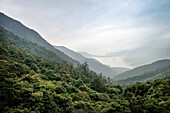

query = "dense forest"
[114,59,170,81]
[113,65,170,87]
[0,42,170,112]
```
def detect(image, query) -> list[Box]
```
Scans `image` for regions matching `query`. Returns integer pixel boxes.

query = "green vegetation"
[114,59,170,80]
[0,14,169,112]
[0,42,170,113]
[0,43,119,112]
[113,65,170,87]
[123,79,170,113]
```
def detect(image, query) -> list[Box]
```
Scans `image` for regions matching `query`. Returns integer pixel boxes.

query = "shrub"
[55,85,67,94]
[73,101,93,111]
[29,70,36,75]
[90,93,110,102]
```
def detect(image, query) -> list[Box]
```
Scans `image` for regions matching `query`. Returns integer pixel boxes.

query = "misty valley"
[0,7,170,113]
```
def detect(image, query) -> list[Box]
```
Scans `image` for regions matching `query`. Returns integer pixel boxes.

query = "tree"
[44,70,56,80]
[90,78,106,92]
[108,77,110,84]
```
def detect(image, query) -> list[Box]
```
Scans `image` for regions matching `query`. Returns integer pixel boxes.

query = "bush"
[79,85,90,92]
[107,88,118,94]
[8,63,30,77]
[73,101,93,110]
[90,78,106,92]
[102,102,124,113]
[90,93,110,102]
[55,85,67,94]
[44,70,56,80]
[29,70,36,75]
[52,92,72,110]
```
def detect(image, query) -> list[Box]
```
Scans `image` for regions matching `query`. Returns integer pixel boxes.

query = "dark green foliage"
[90,93,110,102]
[73,101,93,111]
[0,43,120,112]
[102,102,124,113]
[0,42,169,113]
[8,62,30,77]
[123,79,170,113]
[114,59,170,80]
[90,78,106,93]
[44,70,56,80]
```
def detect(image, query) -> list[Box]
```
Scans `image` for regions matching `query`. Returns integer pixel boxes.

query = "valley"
[0,10,170,113]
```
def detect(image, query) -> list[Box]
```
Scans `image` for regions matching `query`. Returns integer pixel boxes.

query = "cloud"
[106,37,170,67]
[0,0,170,67]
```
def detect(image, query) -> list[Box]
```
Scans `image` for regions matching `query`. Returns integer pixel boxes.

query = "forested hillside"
[0,11,169,113]
[0,12,78,65]
[114,59,170,80]
[0,42,170,113]
[113,65,170,87]
[0,42,120,112]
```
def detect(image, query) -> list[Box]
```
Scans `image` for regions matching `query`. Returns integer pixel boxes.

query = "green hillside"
[0,42,170,113]
[114,59,170,80]
[0,42,120,112]
[0,11,169,113]
[113,65,170,87]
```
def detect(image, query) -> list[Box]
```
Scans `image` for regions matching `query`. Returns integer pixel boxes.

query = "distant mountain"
[55,46,129,78]
[113,64,170,86]
[55,46,85,62]
[0,12,78,65]
[111,67,130,76]
[114,59,170,80]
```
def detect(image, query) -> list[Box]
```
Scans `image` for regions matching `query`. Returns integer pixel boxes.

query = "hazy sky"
[0,0,170,68]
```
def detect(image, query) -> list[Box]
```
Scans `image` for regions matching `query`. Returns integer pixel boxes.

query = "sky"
[0,0,170,68]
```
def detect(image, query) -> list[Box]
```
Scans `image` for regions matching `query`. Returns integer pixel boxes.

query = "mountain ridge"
[0,12,79,65]
[113,64,170,86]
[114,59,170,80]
[55,46,129,78]
[0,26,67,63]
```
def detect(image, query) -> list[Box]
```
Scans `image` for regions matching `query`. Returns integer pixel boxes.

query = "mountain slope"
[54,46,85,62]
[0,26,66,63]
[79,52,102,58]
[55,46,129,78]
[113,65,170,86]
[1,41,169,113]
[0,42,120,112]
[0,12,78,65]
[114,59,170,80]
